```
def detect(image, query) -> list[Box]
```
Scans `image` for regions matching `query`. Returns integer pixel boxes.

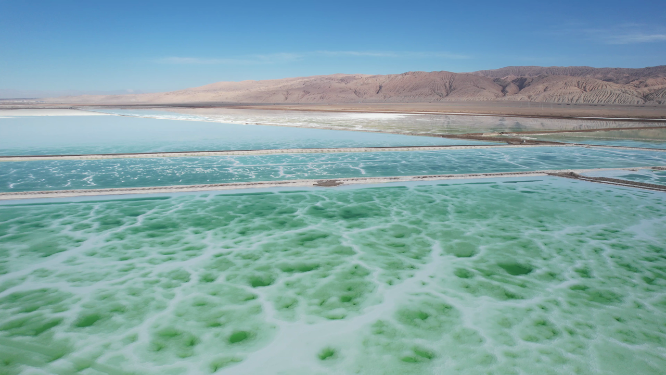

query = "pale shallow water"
[533,128,666,149]
[1,178,665,375]
[582,168,666,186]
[3,147,666,192]
[94,108,660,135]
[539,138,666,150]
[0,116,491,156]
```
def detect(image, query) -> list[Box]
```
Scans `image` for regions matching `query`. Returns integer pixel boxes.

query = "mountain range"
[45,66,666,106]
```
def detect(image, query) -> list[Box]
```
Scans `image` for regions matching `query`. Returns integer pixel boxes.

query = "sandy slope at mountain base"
[26,66,666,108]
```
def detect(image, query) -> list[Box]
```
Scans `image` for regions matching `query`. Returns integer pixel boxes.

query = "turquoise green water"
[1,178,665,374]
[3,147,666,192]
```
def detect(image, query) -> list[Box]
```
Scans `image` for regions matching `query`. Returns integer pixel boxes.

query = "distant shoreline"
[221,102,666,122]
[3,101,665,121]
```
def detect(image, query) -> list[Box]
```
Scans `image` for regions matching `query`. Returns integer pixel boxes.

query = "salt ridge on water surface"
[1,178,665,374]
[2,146,666,193]
[2,112,666,375]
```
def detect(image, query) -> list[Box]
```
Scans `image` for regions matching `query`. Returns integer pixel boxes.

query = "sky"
[1,0,665,95]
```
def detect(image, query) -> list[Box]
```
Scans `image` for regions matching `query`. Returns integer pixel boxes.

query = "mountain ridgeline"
[50,65,666,105]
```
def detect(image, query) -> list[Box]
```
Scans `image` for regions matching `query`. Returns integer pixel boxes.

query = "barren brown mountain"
[45,66,666,106]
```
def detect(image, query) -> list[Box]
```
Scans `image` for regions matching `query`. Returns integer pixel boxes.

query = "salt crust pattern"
[1,178,665,374]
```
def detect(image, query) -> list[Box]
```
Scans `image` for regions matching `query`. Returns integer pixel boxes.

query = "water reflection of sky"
[0,115,494,156]
[95,107,662,135]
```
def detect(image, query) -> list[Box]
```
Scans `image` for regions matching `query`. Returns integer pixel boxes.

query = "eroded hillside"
[44,66,666,105]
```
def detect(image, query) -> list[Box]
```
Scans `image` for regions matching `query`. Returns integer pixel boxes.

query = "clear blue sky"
[1,0,665,93]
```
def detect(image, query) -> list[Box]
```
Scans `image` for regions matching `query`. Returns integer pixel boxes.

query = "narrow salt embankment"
[2,146,666,193]
[2,166,665,200]
[581,167,666,187]
[0,144,568,162]
[3,142,666,163]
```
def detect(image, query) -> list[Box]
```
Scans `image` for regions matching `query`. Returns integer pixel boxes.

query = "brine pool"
[533,128,666,150]
[3,146,666,192]
[0,116,492,156]
[1,178,666,375]
[2,112,666,375]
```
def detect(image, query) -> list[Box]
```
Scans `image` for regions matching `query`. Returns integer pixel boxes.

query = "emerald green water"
[1,178,665,374]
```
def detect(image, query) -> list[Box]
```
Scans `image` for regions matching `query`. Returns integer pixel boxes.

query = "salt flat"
[97,107,666,134]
